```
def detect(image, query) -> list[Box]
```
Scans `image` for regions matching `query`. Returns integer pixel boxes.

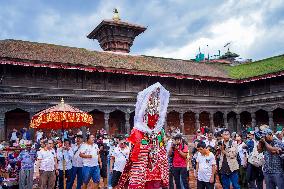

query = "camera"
[255,130,266,141]
[217,141,223,146]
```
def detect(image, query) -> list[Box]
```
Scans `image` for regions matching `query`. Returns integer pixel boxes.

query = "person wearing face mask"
[110,137,130,188]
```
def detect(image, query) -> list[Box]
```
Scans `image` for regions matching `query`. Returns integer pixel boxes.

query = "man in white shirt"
[37,139,58,189]
[196,141,216,189]
[36,130,43,143]
[204,131,216,148]
[79,134,102,189]
[68,134,84,189]
[57,139,73,189]
[110,137,130,188]
[10,128,19,144]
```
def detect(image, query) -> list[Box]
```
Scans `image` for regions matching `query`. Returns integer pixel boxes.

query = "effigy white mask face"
[134,82,170,134]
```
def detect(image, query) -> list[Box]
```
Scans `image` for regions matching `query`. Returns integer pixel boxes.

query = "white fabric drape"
[133,82,170,134]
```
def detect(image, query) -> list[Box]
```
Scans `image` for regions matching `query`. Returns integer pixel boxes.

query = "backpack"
[248,141,265,167]
[228,140,242,166]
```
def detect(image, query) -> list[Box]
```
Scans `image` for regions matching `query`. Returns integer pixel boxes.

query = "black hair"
[64,139,70,144]
[221,129,230,134]
[42,139,48,144]
[118,136,125,141]
[76,134,83,138]
[173,134,183,140]
[86,134,93,141]
[197,141,206,149]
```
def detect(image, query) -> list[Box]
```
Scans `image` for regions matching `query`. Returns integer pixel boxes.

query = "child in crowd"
[196,141,216,189]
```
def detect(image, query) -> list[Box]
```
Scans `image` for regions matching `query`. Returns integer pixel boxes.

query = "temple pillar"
[0,111,5,141]
[223,113,228,128]
[251,112,256,128]
[104,112,110,134]
[195,113,200,129]
[236,114,241,132]
[209,112,214,132]
[179,112,185,134]
[268,111,274,130]
[125,112,130,134]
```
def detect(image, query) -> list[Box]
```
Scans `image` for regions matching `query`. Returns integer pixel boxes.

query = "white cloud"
[144,17,262,59]
[142,0,284,60]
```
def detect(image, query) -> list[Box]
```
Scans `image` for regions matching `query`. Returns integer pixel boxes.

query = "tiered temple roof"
[0,39,283,83]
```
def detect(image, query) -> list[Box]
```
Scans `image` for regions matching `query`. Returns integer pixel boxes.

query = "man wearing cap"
[258,128,284,189]
[245,130,264,189]
[168,134,189,189]
[14,144,37,189]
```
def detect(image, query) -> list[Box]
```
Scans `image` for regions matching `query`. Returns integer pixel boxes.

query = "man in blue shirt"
[14,144,37,189]
[258,128,284,189]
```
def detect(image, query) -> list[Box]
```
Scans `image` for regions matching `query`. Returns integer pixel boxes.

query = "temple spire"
[87,9,146,53]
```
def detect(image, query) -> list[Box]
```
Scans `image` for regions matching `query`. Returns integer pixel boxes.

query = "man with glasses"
[110,137,130,188]
[37,140,58,189]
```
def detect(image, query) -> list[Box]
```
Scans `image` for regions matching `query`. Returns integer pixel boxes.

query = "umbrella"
[30,98,93,189]
[30,98,93,130]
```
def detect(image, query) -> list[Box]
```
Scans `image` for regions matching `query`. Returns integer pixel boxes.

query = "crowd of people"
[173,124,284,189]
[0,124,284,189]
[0,128,131,189]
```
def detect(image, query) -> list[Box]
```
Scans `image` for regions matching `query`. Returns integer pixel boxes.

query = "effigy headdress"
[134,82,170,134]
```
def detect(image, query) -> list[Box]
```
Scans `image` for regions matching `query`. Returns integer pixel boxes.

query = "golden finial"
[61,98,64,104]
[113,8,121,21]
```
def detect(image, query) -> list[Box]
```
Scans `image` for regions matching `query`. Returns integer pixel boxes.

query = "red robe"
[118,129,169,189]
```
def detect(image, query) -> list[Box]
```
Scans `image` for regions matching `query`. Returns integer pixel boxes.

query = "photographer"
[245,131,264,189]
[219,129,240,189]
[168,134,189,189]
[257,128,284,189]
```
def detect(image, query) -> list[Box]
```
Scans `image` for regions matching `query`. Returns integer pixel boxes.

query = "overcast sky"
[0,0,283,61]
